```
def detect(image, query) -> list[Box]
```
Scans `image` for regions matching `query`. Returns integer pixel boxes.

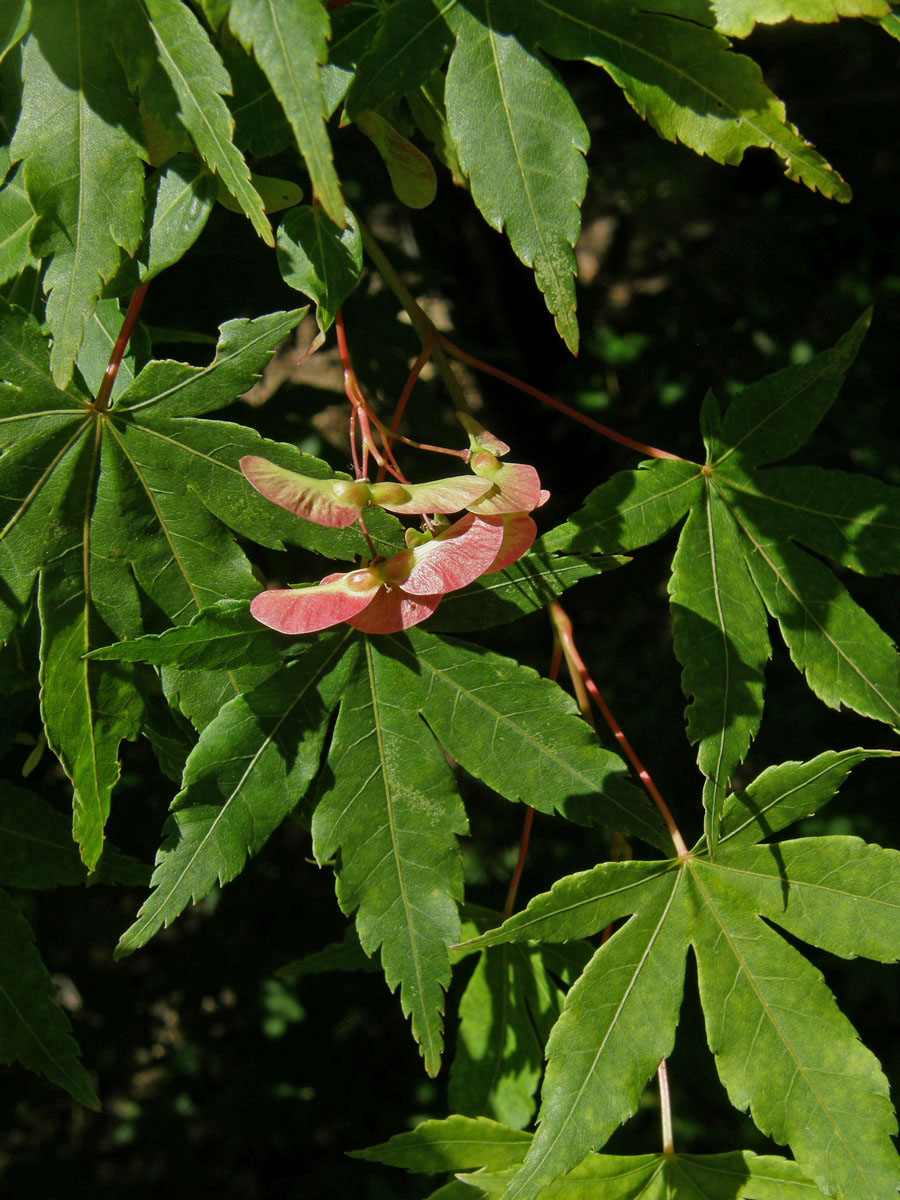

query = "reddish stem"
[438,334,682,462]
[335,310,408,482]
[503,633,565,919]
[549,602,689,858]
[325,0,359,9]
[503,807,535,921]
[377,329,435,482]
[94,283,149,413]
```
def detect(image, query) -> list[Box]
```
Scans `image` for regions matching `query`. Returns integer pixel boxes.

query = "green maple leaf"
[228,0,344,225]
[344,0,457,119]
[707,0,890,38]
[356,1115,829,1197]
[0,152,35,287]
[449,928,592,1131]
[444,0,589,353]
[553,313,900,853]
[97,618,664,1078]
[512,0,852,202]
[310,634,469,1076]
[137,0,272,245]
[116,631,355,958]
[390,628,671,851]
[460,749,900,1200]
[0,298,397,866]
[10,0,145,387]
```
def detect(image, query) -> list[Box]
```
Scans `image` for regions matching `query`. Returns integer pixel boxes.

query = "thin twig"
[439,334,683,461]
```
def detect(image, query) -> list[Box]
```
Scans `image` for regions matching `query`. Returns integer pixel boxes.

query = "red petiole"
[549,602,689,858]
[94,283,149,413]
[438,333,683,462]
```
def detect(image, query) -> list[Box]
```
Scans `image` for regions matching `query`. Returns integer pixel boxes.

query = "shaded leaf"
[0,784,148,889]
[717,748,899,849]
[345,0,456,117]
[139,155,217,283]
[449,944,561,1129]
[427,549,626,633]
[711,312,870,469]
[277,922,379,982]
[710,835,900,962]
[0,154,34,285]
[0,0,29,64]
[0,887,99,1108]
[88,600,284,671]
[276,204,362,334]
[320,5,382,117]
[544,460,704,554]
[737,522,900,729]
[717,465,900,578]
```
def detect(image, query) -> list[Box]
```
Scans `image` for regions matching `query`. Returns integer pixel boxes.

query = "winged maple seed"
[240,455,493,527]
[457,412,549,515]
[241,420,549,635]
[251,513,509,634]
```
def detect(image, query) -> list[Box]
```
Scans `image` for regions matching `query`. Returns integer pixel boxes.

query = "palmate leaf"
[359,1116,827,1197]
[553,315,899,848]
[0,887,99,1109]
[10,0,145,387]
[228,0,344,225]
[0,300,338,862]
[311,635,469,1076]
[513,0,851,202]
[461,751,900,1200]
[117,632,354,957]
[444,1,589,353]
[462,1149,829,1197]
[388,628,671,851]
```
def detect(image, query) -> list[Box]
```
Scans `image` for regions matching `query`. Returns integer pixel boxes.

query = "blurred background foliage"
[1,14,899,1198]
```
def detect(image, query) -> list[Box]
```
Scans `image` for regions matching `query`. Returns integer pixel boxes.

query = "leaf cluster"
[0,3,898,1198]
